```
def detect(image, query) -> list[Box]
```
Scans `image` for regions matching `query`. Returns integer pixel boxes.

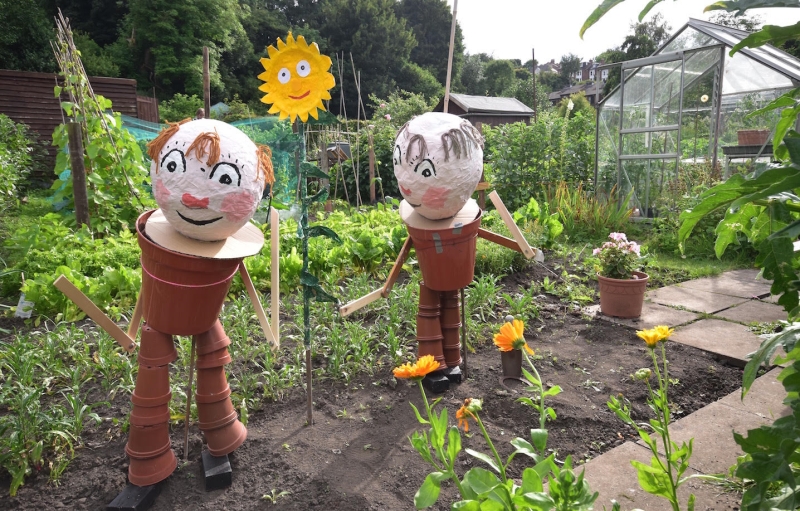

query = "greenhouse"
[595,18,800,216]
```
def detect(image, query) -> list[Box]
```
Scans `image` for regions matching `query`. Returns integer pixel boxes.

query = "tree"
[459,53,485,95]
[709,12,763,32]
[396,0,464,87]
[319,0,417,117]
[484,59,515,96]
[559,53,581,87]
[0,0,56,72]
[122,0,244,99]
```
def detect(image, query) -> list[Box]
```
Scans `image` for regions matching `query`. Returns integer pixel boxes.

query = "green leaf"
[756,235,798,315]
[579,0,626,38]
[678,175,746,251]
[409,402,430,425]
[451,501,481,511]
[447,426,462,466]
[521,467,544,493]
[414,472,447,509]
[306,225,342,244]
[638,0,665,21]
[462,466,502,495]
[742,324,800,396]
[631,459,673,499]
[730,167,800,210]
[465,448,501,474]
[301,162,331,180]
[305,188,329,206]
[529,429,549,453]
[731,22,800,54]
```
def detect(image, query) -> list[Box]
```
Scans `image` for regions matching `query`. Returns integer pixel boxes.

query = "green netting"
[120,115,302,203]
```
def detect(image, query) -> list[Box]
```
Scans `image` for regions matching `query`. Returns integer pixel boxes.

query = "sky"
[445,0,800,64]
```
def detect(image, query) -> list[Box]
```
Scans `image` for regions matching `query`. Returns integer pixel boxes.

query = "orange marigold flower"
[493,319,534,355]
[636,328,661,348]
[392,355,440,380]
[456,399,474,433]
[654,325,674,341]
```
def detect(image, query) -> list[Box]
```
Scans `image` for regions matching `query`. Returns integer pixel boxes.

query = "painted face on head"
[392,112,484,220]
[149,119,266,241]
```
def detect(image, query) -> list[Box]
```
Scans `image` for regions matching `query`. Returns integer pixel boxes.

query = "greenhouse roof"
[446,93,533,115]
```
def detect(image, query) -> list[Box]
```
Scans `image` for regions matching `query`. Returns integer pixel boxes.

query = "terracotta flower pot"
[406,213,481,292]
[737,129,770,146]
[195,367,230,398]
[130,403,171,427]
[598,271,649,318]
[138,324,177,367]
[203,419,247,457]
[194,320,231,355]
[196,346,233,369]
[197,396,238,431]
[501,350,523,379]
[137,210,242,336]
[131,365,171,407]
[125,422,172,460]
[128,448,177,487]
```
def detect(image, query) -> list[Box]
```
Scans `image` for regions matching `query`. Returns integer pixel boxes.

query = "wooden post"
[67,122,90,228]
[368,129,376,204]
[270,207,280,343]
[184,338,196,461]
[475,121,486,209]
[203,47,211,117]
[321,135,332,212]
[531,48,537,122]
[443,0,458,113]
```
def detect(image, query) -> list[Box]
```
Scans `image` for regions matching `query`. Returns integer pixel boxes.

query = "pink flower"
[609,232,627,242]
[593,248,601,255]
[380,103,386,108]
[385,114,391,120]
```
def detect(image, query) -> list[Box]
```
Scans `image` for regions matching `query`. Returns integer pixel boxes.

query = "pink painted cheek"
[154,179,171,210]
[421,187,450,210]
[220,190,257,222]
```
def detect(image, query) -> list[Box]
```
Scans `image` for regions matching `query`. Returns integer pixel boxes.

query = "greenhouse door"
[617,52,686,217]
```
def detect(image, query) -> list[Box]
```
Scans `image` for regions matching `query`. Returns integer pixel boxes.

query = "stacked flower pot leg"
[194,320,247,456]
[126,324,178,486]
[416,282,446,370]
[440,290,462,368]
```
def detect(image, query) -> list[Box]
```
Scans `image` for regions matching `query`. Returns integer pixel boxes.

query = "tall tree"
[0,0,56,72]
[600,14,671,95]
[559,53,581,87]
[484,59,515,96]
[122,0,244,99]
[459,53,485,95]
[396,0,463,87]
[319,0,416,117]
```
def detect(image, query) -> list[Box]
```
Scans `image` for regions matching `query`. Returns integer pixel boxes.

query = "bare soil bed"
[0,265,744,510]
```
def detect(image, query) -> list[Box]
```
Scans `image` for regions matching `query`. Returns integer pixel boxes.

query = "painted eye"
[161,148,185,173]
[393,145,401,166]
[296,60,311,77]
[414,159,436,178]
[209,162,241,187]
[278,68,291,84]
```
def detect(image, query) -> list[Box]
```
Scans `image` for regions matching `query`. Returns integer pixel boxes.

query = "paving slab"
[581,442,741,511]
[646,285,747,314]
[597,301,700,330]
[714,300,787,324]
[723,268,763,283]
[637,400,774,475]
[679,270,771,299]
[718,367,791,420]
[670,319,762,366]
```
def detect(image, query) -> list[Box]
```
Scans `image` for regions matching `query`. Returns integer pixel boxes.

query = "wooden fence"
[0,69,156,178]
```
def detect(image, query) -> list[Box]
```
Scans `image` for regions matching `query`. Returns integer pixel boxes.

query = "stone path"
[583,269,790,510]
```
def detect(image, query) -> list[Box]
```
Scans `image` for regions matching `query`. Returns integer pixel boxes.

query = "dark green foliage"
[73,32,120,78]
[484,60,516,96]
[396,0,464,86]
[0,0,56,72]
[319,0,417,118]
[158,93,204,123]
[0,115,41,212]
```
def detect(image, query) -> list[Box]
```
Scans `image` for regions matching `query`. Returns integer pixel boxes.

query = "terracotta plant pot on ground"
[598,271,649,318]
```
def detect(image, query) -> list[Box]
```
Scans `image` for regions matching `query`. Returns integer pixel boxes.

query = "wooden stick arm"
[54,275,136,352]
[239,263,279,349]
[487,191,544,262]
[339,236,413,317]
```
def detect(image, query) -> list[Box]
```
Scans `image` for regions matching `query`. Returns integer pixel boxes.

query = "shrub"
[0,115,37,212]
[159,93,203,123]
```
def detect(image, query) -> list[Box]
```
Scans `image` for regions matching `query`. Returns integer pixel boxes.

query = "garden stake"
[460,288,467,378]
[184,337,197,461]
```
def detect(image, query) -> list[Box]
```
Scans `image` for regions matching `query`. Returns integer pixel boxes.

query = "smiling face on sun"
[147,119,273,242]
[258,33,335,123]
[393,113,484,220]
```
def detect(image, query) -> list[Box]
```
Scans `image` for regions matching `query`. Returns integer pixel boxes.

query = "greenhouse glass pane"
[620,159,677,217]
[652,59,682,126]
[661,27,713,53]
[622,66,653,130]
[723,49,795,94]
[622,131,676,157]
[718,89,789,147]
[597,105,620,194]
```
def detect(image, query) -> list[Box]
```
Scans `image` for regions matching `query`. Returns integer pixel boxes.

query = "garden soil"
[0,265,745,510]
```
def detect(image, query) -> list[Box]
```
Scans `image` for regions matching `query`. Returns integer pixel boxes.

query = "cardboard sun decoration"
[147,119,274,242]
[258,32,336,123]
[393,112,484,220]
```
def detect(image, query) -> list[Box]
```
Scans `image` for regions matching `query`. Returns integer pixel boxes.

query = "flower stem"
[474,413,507,483]
[523,350,548,430]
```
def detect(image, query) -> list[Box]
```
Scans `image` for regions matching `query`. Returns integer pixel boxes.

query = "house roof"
[444,93,534,115]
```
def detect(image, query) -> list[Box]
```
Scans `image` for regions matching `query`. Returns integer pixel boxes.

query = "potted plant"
[593,232,647,318]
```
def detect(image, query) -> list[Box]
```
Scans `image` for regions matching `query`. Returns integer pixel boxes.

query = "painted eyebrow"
[209,162,241,186]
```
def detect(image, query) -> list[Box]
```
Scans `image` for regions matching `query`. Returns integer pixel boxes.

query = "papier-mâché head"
[147,119,274,241]
[392,112,484,220]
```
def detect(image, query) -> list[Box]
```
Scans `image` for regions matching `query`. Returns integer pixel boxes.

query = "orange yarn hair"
[257,144,275,187]
[147,118,191,172]
[186,129,221,167]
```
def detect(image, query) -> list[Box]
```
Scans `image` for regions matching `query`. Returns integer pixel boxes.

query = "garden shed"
[595,19,800,216]
[434,93,534,127]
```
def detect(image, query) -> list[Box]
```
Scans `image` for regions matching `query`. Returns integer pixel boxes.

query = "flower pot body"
[137,210,242,336]
[737,129,770,146]
[127,448,177,487]
[500,350,523,379]
[598,271,649,319]
[137,325,178,367]
[405,212,481,292]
